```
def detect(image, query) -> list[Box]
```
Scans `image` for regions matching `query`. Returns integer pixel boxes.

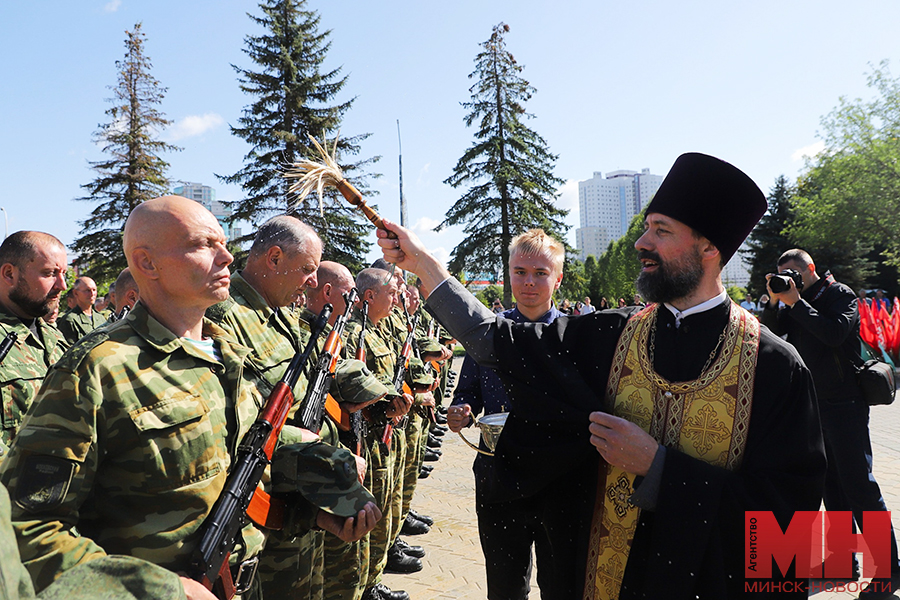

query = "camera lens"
[770,275,791,293]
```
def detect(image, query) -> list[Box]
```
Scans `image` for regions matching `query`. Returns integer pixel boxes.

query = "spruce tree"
[221,0,377,271]
[743,175,797,296]
[440,23,568,306]
[72,23,179,284]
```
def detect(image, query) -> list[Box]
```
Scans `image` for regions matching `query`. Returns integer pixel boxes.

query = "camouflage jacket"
[0,306,67,452]
[0,301,283,592]
[56,307,104,346]
[206,273,311,405]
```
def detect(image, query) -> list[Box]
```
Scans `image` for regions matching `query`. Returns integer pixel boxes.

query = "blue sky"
[2,0,899,270]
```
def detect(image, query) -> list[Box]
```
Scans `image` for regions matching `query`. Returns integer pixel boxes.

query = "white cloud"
[791,141,825,162]
[431,246,450,267]
[104,0,121,12]
[411,216,442,234]
[416,163,431,186]
[167,113,225,141]
[556,179,579,212]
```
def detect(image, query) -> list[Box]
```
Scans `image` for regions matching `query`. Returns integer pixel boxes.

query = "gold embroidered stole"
[584,303,759,600]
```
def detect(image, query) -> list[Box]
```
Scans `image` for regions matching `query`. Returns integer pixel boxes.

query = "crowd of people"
[2,149,900,600]
[0,196,455,600]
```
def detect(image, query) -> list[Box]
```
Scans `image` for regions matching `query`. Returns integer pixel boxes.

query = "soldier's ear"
[266,246,284,270]
[0,263,17,287]
[131,249,159,281]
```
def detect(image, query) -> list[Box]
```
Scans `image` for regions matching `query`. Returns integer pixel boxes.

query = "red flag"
[858,299,879,350]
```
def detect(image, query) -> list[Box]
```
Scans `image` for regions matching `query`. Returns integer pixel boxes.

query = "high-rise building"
[575,169,663,261]
[173,182,237,240]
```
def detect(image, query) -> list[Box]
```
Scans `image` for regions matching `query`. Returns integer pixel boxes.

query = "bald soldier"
[0,232,68,455]
[57,276,103,344]
[0,197,380,599]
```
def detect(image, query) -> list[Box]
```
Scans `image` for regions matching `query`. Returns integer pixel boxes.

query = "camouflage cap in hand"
[332,359,391,406]
[407,357,435,389]
[416,336,443,355]
[271,441,375,517]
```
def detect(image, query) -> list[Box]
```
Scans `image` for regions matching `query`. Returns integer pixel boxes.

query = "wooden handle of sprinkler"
[336,179,398,239]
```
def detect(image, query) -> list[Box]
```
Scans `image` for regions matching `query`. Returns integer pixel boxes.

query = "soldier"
[343,269,413,600]
[111,268,139,317]
[0,197,380,599]
[0,231,68,455]
[56,276,103,344]
[206,216,387,600]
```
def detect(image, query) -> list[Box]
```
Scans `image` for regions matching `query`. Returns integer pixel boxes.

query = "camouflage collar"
[0,303,60,350]
[126,301,252,363]
[230,272,276,322]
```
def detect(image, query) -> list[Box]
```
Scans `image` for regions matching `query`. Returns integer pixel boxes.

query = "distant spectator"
[631,294,645,307]
[491,299,504,313]
[617,297,626,308]
[740,294,756,314]
[580,296,596,314]
[872,289,891,313]
[560,299,573,315]
[574,301,584,315]
[598,297,610,311]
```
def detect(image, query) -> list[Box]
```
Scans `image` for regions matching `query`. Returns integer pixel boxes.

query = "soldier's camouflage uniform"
[0,481,190,600]
[208,275,371,600]
[344,308,401,594]
[0,301,304,597]
[55,307,103,346]
[0,307,66,454]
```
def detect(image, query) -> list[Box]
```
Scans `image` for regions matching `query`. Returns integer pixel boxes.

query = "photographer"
[761,249,900,595]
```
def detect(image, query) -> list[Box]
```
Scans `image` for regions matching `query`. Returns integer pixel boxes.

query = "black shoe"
[386,543,423,573]
[438,406,449,415]
[426,435,442,449]
[395,537,426,558]
[409,509,434,526]
[435,413,448,425]
[430,427,445,437]
[418,469,431,479]
[373,583,410,600]
[423,448,441,462]
[857,570,900,599]
[401,513,431,535]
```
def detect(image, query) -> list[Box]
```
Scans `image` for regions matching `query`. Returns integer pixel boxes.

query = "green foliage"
[440,23,569,307]
[742,175,798,296]
[726,285,746,304]
[586,214,644,305]
[784,60,900,288]
[72,23,179,285]
[558,256,587,303]
[221,0,379,272]
[473,284,503,308]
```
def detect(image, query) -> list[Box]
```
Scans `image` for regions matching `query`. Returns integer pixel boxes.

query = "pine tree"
[221,0,377,271]
[743,175,797,296]
[440,23,568,306]
[72,23,179,284]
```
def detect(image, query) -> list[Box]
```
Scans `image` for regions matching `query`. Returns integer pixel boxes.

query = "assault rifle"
[297,288,359,433]
[381,312,420,445]
[189,305,332,600]
[109,305,130,323]
[0,332,17,364]
[344,302,369,454]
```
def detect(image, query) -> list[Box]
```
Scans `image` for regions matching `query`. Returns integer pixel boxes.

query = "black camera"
[769,269,803,294]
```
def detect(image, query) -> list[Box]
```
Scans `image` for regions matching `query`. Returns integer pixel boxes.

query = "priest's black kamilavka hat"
[644,153,766,263]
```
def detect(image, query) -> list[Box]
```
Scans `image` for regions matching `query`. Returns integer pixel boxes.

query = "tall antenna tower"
[397,120,408,228]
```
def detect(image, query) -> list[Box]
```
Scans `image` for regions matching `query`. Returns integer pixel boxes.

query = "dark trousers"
[819,397,900,573]
[475,481,587,600]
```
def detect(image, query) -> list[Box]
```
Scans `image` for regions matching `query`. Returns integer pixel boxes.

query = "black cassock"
[431,280,825,599]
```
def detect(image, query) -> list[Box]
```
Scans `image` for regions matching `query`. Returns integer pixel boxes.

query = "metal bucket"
[458,412,509,456]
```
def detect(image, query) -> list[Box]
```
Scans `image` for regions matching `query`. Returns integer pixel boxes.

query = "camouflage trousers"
[322,445,371,600]
[257,528,324,600]
[364,424,405,589]
[387,425,407,552]
[400,412,425,523]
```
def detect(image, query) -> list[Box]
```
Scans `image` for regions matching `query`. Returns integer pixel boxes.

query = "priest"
[376,153,826,599]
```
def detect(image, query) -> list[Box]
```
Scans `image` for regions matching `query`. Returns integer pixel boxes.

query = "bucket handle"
[457,429,495,456]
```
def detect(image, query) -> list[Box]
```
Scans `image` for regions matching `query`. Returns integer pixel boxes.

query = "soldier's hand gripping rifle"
[381,311,421,446]
[189,305,332,600]
[297,288,359,433]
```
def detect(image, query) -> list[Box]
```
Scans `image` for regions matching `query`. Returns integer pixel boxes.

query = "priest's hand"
[376,220,451,297]
[588,412,658,476]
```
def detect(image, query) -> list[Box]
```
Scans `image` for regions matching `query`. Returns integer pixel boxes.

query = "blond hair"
[509,229,564,274]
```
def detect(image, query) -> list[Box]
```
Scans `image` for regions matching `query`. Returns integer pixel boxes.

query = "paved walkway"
[381,358,900,599]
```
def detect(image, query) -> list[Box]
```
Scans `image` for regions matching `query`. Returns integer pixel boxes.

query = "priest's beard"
[9,278,58,319]
[635,246,704,304]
